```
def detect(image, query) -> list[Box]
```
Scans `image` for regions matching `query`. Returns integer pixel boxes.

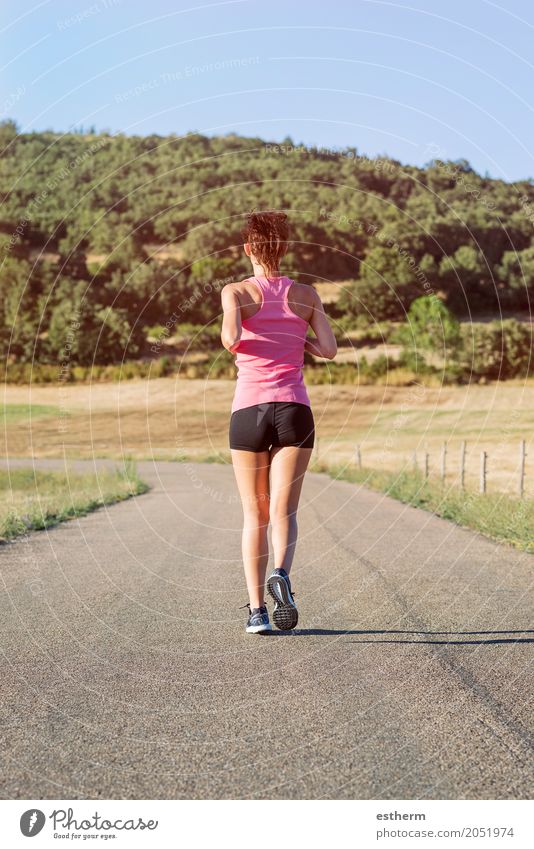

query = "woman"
[221,211,337,633]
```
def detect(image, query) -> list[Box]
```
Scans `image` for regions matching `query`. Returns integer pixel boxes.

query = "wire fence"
[313,439,530,498]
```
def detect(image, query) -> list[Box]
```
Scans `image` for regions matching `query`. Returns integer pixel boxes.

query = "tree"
[48,283,144,365]
[394,296,461,368]
[0,254,44,361]
[339,245,424,321]
[496,248,534,309]
[438,245,489,312]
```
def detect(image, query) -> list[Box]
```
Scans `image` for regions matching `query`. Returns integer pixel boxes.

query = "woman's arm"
[305,288,337,359]
[221,284,242,353]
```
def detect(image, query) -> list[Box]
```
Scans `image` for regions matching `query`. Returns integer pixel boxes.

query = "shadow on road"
[268,629,534,643]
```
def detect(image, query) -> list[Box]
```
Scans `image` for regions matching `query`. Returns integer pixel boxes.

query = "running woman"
[221,211,337,634]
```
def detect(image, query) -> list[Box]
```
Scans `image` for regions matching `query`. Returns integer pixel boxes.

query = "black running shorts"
[229,402,315,452]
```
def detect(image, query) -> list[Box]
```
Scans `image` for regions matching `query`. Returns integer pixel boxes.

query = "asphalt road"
[0,459,532,799]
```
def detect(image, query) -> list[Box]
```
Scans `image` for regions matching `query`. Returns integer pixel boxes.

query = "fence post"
[460,441,466,490]
[479,451,487,494]
[518,440,526,498]
[412,450,417,473]
[440,442,447,482]
[356,444,362,470]
[314,437,320,464]
[424,452,429,480]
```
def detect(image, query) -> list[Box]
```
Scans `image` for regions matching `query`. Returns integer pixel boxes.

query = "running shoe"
[266,567,298,630]
[241,603,272,634]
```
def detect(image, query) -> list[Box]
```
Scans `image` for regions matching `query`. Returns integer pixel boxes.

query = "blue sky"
[2,0,534,181]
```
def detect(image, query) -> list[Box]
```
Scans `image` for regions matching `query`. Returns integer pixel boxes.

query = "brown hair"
[241,210,289,273]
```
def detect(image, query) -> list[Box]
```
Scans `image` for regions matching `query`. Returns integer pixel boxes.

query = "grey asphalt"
[0,458,532,800]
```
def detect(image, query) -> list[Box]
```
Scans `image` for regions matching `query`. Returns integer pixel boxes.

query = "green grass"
[0,461,149,541]
[312,460,534,553]
[1,404,61,422]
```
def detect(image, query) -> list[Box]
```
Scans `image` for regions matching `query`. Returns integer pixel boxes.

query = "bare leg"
[269,446,313,574]
[230,449,271,608]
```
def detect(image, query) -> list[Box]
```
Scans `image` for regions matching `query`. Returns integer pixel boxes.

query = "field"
[2,378,533,498]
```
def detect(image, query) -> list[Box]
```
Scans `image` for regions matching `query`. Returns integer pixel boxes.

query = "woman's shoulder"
[223,277,255,291]
[222,278,262,310]
[221,278,253,297]
[286,280,316,324]
[287,279,314,289]
[287,280,317,304]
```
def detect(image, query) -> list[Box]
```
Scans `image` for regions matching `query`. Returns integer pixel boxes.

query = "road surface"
[0,459,532,799]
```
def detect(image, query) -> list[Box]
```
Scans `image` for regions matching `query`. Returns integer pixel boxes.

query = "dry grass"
[312,280,351,303]
[2,378,533,496]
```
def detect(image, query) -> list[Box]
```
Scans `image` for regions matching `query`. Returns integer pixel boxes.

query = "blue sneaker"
[266,568,298,630]
[242,603,272,634]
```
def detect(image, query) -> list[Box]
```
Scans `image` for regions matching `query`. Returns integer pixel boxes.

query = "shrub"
[461,319,533,380]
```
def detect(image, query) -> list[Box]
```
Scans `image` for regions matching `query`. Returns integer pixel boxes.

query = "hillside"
[1,121,533,372]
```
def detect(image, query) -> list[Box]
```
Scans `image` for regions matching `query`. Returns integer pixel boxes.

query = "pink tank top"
[231,276,311,414]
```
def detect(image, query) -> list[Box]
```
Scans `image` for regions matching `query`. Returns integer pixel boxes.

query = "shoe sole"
[246,623,272,634]
[266,573,298,630]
